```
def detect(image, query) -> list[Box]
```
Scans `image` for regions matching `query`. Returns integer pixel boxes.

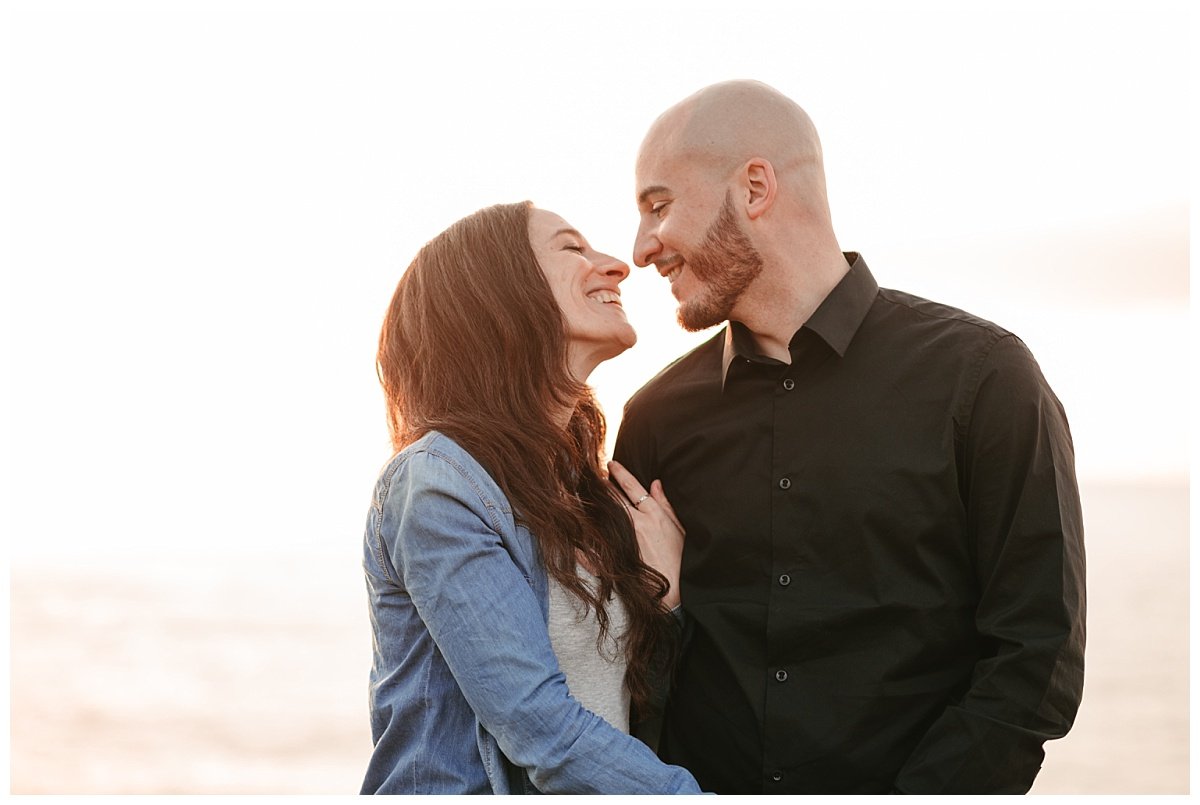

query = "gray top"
[546,566,631,733]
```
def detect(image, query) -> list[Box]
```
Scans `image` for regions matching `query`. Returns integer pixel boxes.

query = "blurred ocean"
[9,480,1188,794]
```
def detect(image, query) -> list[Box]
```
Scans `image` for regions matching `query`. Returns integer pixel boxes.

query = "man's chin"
[677,300,727,332]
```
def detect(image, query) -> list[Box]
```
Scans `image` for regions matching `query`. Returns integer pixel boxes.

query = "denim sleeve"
[388,448,702,795]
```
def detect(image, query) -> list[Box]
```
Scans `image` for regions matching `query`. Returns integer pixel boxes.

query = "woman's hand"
[607,460,684,611]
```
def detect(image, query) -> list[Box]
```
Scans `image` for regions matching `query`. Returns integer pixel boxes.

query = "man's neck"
[733,250,850,363]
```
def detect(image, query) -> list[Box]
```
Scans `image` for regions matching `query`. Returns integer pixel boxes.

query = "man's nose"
[633,222,661,268]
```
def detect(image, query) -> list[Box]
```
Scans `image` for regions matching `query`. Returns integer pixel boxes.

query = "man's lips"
[656,256,684,283]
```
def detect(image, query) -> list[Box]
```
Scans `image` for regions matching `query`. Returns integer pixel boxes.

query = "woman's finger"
[650,479,684,533]
[607,460,649,507]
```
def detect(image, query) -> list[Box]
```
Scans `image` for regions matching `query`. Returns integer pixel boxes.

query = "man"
[612,80,1086,794]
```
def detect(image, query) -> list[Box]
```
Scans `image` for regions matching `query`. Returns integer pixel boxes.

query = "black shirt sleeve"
[893,334,1086,793]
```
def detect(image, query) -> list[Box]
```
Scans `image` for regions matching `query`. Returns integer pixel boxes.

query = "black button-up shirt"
[614,255,1085,794]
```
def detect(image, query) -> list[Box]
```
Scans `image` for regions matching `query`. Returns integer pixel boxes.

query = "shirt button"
[771,772,783,782]
[778,573,791,587]
[775,669,788,682]
[782,378,795,391]
[778,477,791,490]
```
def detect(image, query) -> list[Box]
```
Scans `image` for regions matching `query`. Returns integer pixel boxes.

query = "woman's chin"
[609,329,637,359]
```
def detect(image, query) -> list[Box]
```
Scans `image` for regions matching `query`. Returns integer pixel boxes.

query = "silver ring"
[633,494,650,507]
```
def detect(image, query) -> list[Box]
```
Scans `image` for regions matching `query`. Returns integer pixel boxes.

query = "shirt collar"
[720,252,878,387]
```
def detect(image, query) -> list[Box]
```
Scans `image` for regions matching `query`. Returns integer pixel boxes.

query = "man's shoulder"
[623,329,725,417]
[874,286,1014,345]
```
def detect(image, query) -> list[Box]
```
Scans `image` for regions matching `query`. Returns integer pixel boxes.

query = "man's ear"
[742,158,777,220]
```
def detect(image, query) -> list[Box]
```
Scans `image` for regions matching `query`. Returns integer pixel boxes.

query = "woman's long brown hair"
[377,201,676,715]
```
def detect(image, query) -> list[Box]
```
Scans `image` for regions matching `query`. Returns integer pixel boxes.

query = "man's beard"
[677,193,765,332]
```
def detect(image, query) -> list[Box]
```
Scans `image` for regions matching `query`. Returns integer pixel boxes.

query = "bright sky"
[6,0,1191,557]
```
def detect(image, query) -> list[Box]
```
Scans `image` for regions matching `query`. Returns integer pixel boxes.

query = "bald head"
[640,80,825,187]
[633,80,847,347]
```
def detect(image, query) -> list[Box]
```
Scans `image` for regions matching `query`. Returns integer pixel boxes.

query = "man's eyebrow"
[637,185,669,205]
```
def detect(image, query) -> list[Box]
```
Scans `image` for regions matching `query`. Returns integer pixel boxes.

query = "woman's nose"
[594,251,630,282]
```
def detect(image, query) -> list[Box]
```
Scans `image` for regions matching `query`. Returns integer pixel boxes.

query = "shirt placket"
[761,335,830,792]
[763,360,796,790]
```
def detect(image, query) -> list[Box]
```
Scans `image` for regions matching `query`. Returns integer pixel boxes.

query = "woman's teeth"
[587,290,621,305]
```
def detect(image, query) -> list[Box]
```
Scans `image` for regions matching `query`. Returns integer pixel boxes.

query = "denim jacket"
[361,431,701,794]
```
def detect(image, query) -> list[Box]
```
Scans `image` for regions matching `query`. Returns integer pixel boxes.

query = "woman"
[361,201,699,794]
